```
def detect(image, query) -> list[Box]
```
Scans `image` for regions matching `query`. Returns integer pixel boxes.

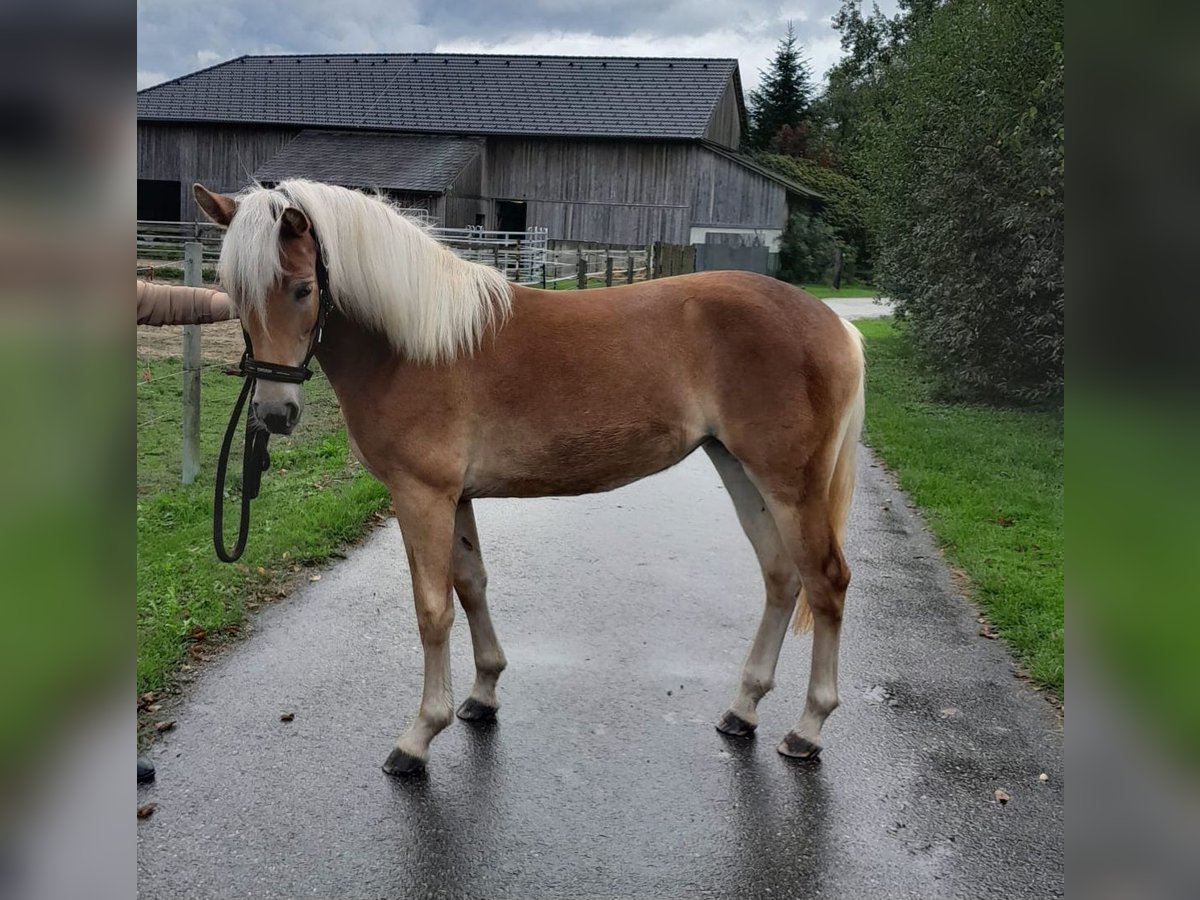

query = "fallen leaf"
[188,625,207,642]
[309,574,321,582]
[147,703,161,713]
[978,623,995,639]
[940,707,959,718]
[137,803,157,819]
[280,712,295,722]
[141,368,152,383]
[256,566,266,576]
[994,788,1010,804]
[154,720,176,733]
[1039,773,1049,783]
[137,692,157,710]
[995,515,1014,527]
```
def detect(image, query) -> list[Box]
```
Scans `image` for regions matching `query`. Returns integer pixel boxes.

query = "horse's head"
[194,183,322,435]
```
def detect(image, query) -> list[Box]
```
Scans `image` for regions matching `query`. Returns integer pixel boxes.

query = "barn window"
[137,179,181,222]
[495,199,526,234]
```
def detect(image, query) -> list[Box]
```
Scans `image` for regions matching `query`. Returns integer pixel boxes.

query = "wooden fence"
[136,220,550,285]
[541,247,651,288]
[652,242,696,279]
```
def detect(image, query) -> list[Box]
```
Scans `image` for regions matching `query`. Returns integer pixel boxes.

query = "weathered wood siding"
[522,200,689,245]
[442,147,486,228]
[486,138,692,244]
[138,123,793,244]
[703,80,743,150]
[137,123,300,220]
[687,145,789,230]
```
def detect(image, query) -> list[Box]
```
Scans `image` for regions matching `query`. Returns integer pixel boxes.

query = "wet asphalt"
[136,440,1062,899]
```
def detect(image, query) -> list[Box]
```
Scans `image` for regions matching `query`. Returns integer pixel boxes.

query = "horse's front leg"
[382,483,458,776]
[453,500,507,721]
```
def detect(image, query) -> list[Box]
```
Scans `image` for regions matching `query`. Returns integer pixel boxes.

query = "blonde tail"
[794,319,866,633]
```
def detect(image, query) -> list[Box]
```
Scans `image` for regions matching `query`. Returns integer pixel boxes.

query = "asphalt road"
[136,440,1063,899]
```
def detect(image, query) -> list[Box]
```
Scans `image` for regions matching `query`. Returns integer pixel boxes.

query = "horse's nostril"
[256,401,300,434]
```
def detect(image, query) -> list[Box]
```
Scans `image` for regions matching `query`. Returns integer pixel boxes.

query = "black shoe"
[137,755,156,784]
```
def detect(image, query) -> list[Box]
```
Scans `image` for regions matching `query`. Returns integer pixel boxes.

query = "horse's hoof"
[715,710,756,737]
[456,697,498,722]
[382,747,426,776]
[777,732,823,760]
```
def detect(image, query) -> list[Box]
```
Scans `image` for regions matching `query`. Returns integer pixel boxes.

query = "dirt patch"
[137,320,244,363]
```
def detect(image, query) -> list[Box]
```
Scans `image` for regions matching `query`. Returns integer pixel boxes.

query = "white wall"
[689,226,783,252]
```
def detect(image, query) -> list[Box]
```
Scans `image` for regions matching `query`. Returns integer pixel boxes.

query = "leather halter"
[213,227,333,563]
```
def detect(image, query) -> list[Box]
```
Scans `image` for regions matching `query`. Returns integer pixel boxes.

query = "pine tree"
[747,23,814,152]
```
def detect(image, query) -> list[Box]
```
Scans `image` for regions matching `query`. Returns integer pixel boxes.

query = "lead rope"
[213,351,271,563]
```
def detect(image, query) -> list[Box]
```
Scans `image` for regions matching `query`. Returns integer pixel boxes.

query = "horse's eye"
[294,283,313,301]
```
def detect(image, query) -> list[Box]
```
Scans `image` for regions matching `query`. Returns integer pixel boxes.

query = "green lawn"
[544,277,614,290]
[802,282,877,299]
[136,359,389,696]
[855,320,1063,693]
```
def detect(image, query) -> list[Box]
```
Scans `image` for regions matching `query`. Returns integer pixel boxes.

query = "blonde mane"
[218,179,513,363]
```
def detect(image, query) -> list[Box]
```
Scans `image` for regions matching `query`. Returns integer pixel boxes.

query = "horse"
[193,179,866,776]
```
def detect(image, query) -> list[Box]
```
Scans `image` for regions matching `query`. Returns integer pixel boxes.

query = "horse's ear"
[280,207,310,239]
[193,184,237,227]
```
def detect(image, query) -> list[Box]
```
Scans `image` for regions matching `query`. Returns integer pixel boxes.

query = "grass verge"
[802,282,877,298]
[136,358,389,696]
[855,319,1063,693]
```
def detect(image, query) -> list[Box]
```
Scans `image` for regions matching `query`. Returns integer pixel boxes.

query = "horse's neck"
[315,310,395,402]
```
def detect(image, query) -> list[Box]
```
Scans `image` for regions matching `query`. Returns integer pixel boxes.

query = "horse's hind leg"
[452,500,507,721]
[706,442,801,737]
[762,496,851,760]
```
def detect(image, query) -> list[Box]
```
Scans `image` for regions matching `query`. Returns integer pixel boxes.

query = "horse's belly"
[464,420,702,499]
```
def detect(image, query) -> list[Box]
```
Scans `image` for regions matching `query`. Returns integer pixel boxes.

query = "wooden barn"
[136,53,818,252]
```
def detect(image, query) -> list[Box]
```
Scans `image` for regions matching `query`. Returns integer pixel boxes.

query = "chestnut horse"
[194,179,865,776]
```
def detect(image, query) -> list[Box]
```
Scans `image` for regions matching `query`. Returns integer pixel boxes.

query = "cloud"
[137,70,168,91]
[137,0,899,92]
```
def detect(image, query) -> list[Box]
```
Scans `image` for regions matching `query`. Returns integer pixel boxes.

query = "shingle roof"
[137,53,741,140]
[254,131,481,192]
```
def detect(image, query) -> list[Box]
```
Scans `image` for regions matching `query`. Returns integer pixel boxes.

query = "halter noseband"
[213,226,334,563]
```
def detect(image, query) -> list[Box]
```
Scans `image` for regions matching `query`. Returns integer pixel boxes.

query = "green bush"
[759,153,872,281]
[778,209,838,283]
[859,0,1064,403]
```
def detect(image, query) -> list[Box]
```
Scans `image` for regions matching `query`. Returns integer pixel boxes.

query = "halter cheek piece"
[213,228,334,563]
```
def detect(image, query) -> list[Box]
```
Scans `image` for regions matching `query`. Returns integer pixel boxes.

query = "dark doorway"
[495,199,527,234]
[137,179,181,221]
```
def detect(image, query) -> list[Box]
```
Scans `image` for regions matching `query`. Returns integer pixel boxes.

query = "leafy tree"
[818,1,895,170]
[858,0,1064,402]
[746,23,815,153]
[777,210,837,284]
[759,153,872,281]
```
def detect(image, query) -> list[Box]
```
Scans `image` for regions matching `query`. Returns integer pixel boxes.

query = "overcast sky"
[137,1,898,93]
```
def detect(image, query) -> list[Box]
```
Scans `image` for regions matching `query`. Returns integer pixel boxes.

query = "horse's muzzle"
[255,399,300,435]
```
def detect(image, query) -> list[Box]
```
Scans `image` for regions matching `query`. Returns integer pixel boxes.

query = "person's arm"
[137,280,233,326]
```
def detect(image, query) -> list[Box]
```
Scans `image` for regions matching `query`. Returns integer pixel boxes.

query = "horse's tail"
[793,318,866,633]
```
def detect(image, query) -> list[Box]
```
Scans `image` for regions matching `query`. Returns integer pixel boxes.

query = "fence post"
[541,262,547,289]
[181,241,202,486]
[605,255,614,287]
[626,252,634,284]
[576,249,587,290]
